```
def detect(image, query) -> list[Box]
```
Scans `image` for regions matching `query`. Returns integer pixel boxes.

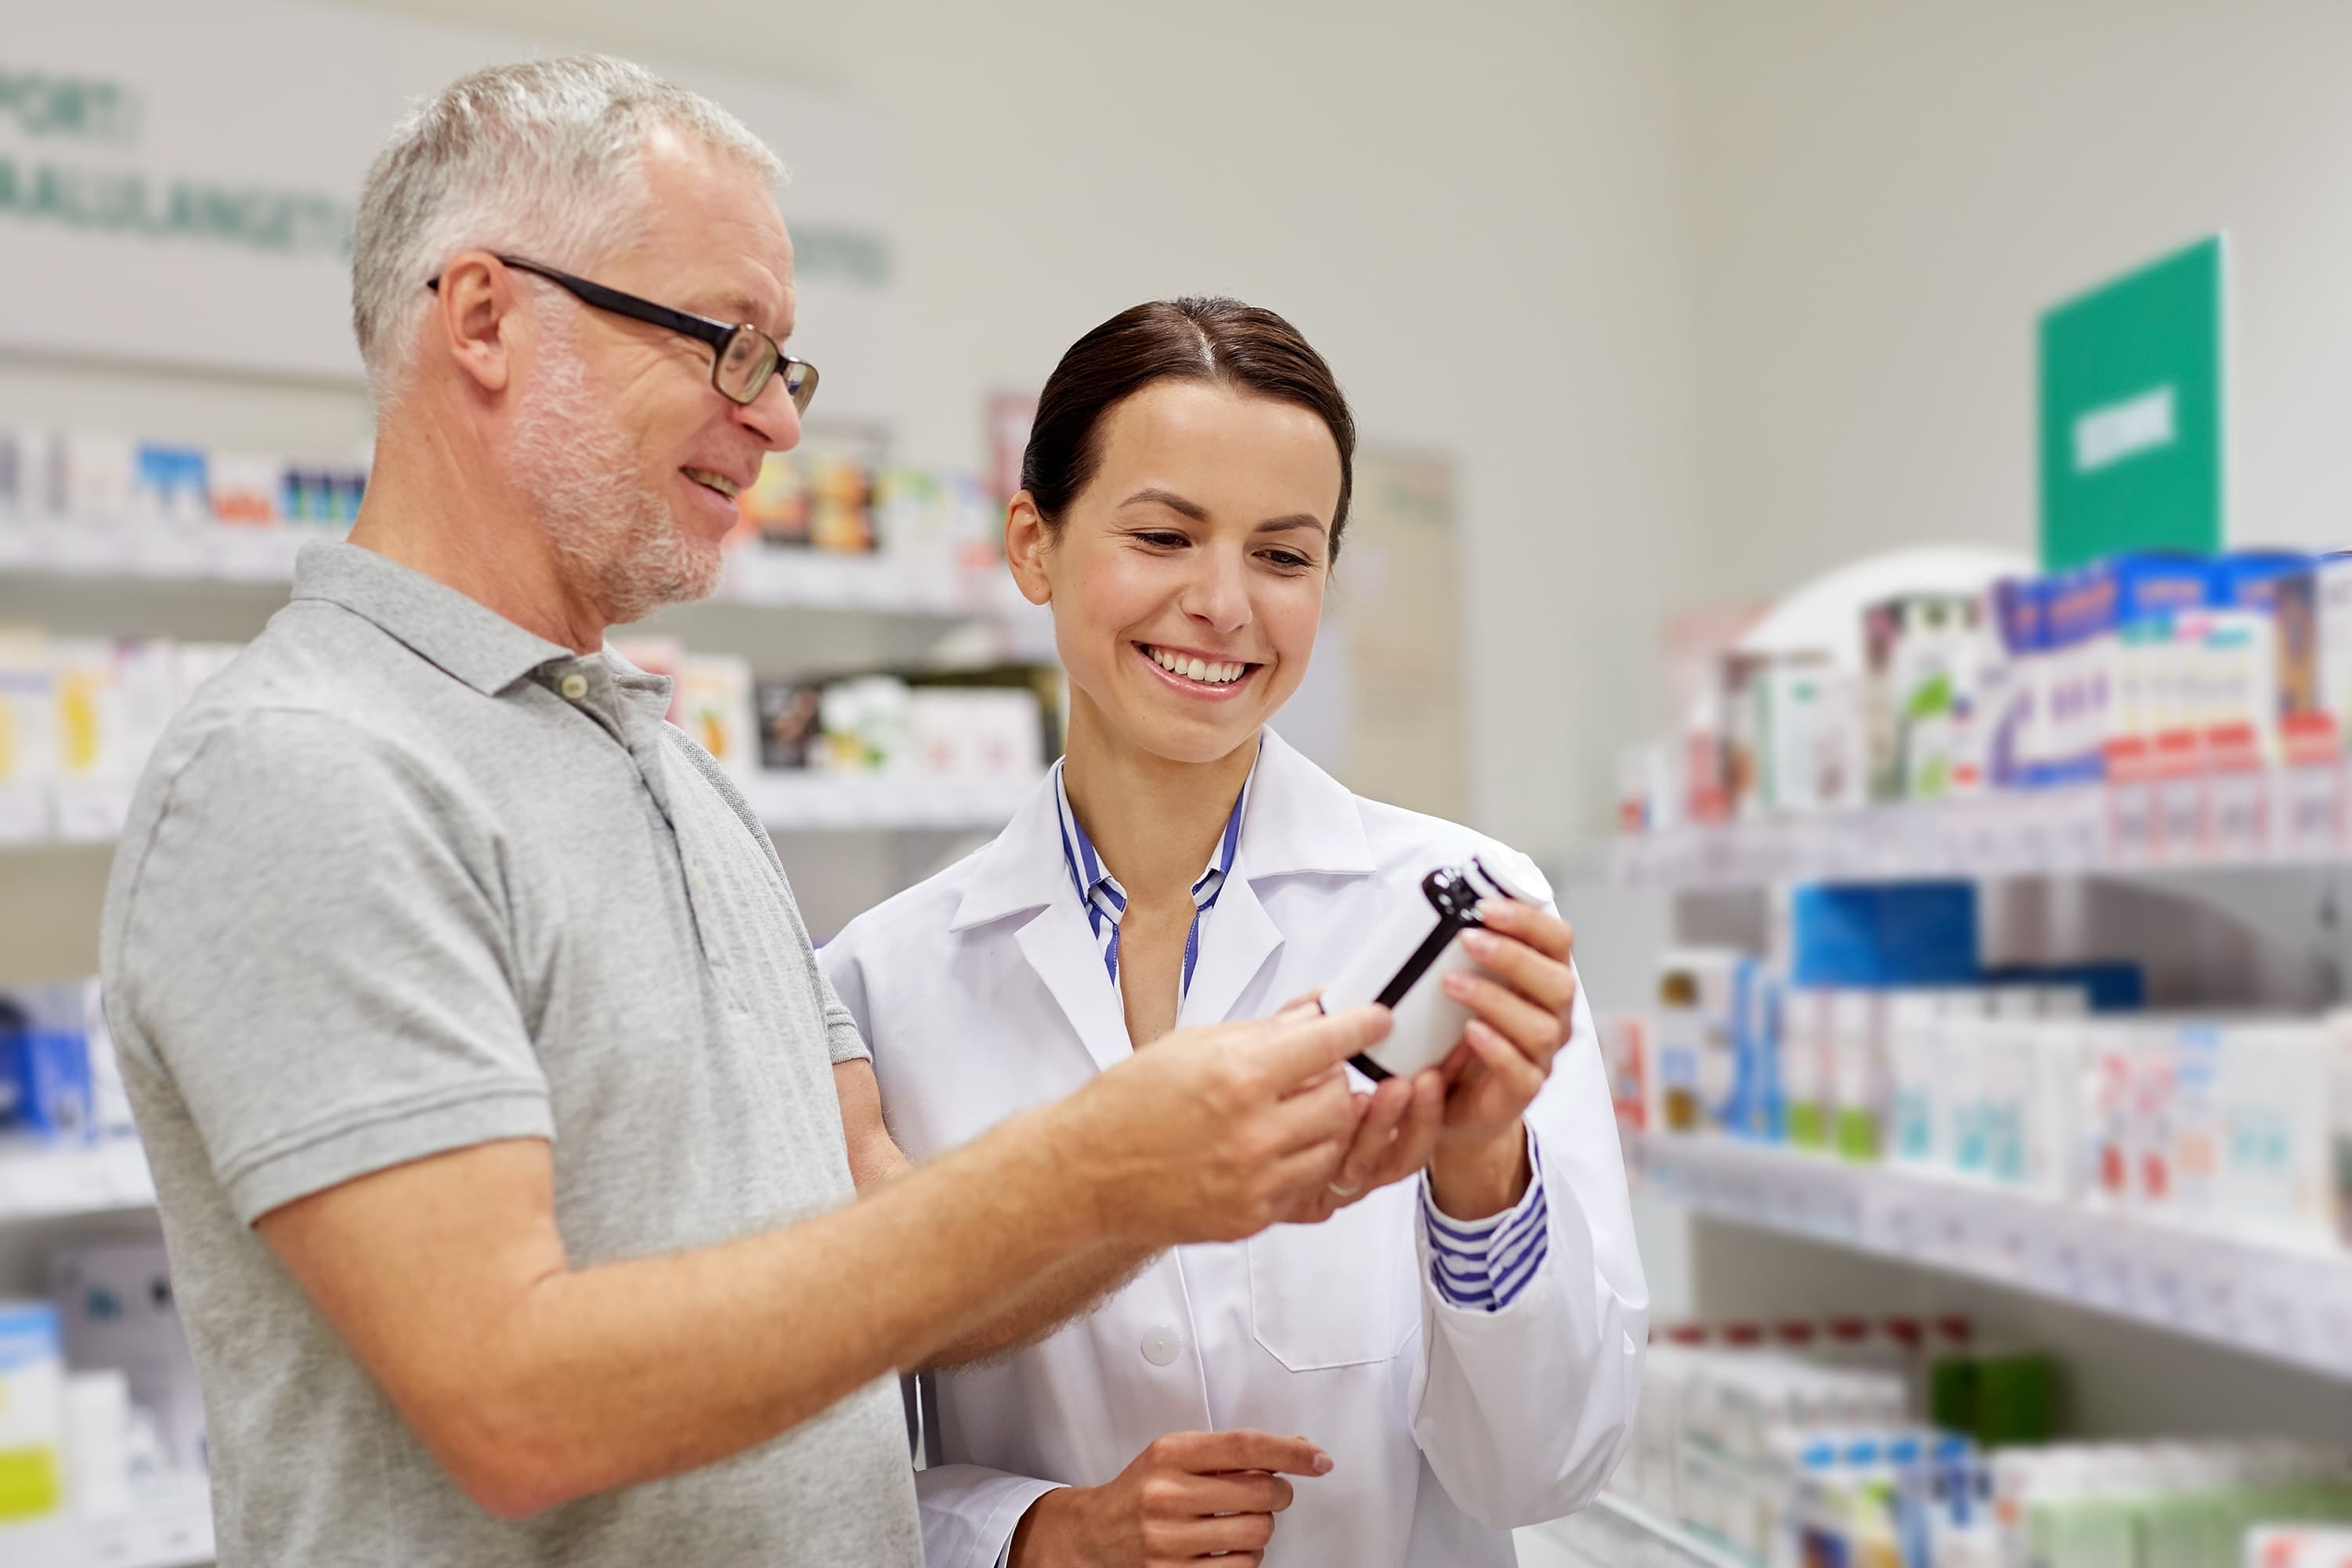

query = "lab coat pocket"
[1245,1190,1414,1372]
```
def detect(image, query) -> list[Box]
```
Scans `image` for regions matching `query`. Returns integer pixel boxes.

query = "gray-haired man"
[99,56,1397,1566]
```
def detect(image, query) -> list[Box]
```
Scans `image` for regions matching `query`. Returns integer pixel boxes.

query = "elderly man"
[98,56,1404,1566]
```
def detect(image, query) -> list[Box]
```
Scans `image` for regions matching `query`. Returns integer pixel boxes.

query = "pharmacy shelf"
[1526,1492,1753,1568]
[77,1476,214,1568]
[717,771,1039,833]
[0,771,1039,850]
[1612,769,2346,888]
[0,1140,156,1225]
[1631,1133,2352,1381]
[0,517,1022,618]
[0,1476,211,1568]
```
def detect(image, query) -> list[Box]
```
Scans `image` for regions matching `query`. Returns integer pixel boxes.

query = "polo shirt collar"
[291,541,576,696]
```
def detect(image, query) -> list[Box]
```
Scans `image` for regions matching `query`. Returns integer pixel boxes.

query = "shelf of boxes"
[0,516,1024,619]
[739,770,1041,833]
[1610,765,2347,888]
[0,769,1039,851]
[0,1140,156,1226]
[1630,1131,2352,1382]
[76,1474,215,1568]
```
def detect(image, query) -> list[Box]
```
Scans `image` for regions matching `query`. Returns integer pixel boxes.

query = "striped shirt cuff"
[1421,1128,1549,1313]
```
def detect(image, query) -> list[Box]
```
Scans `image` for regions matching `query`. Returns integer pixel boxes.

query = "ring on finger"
[1327,1180,1361,1198]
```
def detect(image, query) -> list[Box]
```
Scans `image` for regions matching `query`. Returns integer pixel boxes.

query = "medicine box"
[0,1301,65,1523]
[51,1242,207,1479]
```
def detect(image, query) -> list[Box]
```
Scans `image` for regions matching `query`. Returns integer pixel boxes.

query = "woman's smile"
[1132,640,1263,699]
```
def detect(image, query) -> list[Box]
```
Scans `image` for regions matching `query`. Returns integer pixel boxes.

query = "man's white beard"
[508,330,725,629]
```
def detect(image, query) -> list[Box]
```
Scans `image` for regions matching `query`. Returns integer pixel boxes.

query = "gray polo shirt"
[99,542,920,1568]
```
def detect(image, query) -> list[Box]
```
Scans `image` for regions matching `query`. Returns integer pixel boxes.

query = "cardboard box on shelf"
[51,1242,207,1483]
[0,1301,66,1524]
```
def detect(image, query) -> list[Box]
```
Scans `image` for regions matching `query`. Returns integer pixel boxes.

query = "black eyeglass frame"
[425,254,817,414]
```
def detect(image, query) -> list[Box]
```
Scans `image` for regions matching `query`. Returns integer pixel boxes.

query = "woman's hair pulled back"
[1019,297,1357,555]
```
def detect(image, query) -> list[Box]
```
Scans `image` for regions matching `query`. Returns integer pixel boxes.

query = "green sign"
[2037,235,2226,570]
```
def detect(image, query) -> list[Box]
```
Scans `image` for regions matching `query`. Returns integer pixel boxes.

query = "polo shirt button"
[1140,1325,1181,1367]
[559,674,588,700]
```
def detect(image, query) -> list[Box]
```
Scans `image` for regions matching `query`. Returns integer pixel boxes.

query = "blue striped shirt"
[1421,1129,1550,1312]
[1052,760,1248,1003]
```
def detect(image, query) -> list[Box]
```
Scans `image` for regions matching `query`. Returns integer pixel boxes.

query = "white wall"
[1678,0,2352,607]
[294,0,1701,856]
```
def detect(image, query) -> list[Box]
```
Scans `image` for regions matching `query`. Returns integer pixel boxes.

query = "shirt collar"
[290,540,576,696]
[1051,753,1253,923]
[949,727,1375,934]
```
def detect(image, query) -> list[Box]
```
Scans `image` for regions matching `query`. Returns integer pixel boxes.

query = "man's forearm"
[448,1101,1111,1516]
[921,1235,1159,1370]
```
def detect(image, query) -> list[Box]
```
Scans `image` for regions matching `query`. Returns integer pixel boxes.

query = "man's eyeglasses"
[425,255,818,414]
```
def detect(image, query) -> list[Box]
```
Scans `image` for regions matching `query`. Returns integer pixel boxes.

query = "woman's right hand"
[1008,1429,1331,1567]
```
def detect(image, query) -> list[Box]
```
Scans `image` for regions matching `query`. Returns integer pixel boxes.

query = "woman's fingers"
[1458,924,1578,1020]
[1458,1017,1545,1109]
[1333,1079,1412,1190]
[1475,898,1574,963]
[1443,966,1566,1071]
[1369,1071,1447,1183]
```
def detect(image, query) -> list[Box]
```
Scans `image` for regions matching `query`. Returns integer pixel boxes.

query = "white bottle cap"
[1469,849,1548,905]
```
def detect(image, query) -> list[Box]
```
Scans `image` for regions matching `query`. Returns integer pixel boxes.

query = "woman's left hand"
[1427,900,1580,1219]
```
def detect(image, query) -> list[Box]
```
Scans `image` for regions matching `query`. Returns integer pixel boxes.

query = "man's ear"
[429,250,520,396]
[1003,493,1055,608]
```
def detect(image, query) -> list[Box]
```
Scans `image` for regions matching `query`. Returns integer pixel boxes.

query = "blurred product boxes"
[0,1301,64,1524]
[1622,1317,2352,1568]
[0,428,366,532]
[613,640,1050,787]
[0,981,134,1152]
[0,1240,212,1542]
[729,449,1002,567]
[1614,948,2352,1255]
[1618,547,2352,865]
[0,631,243,843]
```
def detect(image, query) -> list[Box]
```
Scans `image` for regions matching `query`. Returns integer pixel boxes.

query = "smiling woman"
[818,296,1645,1568]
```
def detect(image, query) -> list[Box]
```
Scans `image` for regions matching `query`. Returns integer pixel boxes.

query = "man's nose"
[738,374,803,453]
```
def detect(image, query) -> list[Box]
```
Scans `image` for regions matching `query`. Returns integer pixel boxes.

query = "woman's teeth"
[1145,645,1248,685]
[683,467,741,500]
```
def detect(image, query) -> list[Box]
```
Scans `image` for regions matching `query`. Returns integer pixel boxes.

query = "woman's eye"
[1136,531,1189,549]
[1262,551,1314,570]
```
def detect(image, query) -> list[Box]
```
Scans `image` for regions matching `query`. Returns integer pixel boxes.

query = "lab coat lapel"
[952,770,1136,1074]
[1176,867,1283,1028]
[1015,899,1136,1073]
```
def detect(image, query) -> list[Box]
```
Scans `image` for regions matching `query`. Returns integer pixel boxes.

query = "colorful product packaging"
[671,654,757,779]
[1864,592,1983,802]
[1986,577,2050,788]
[129,445,209,525]
[208,453,285,526]
[0,1301,66,1523]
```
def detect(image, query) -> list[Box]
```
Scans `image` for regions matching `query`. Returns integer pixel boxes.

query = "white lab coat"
[820,729,1647,1568]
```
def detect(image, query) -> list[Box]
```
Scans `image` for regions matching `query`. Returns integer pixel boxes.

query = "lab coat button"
[1141,1326,1181,1367]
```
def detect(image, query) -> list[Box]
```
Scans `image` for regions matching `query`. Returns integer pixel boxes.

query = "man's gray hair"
[351,55,784,403]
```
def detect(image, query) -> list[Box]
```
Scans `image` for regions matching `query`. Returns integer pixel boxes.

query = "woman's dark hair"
[1020,296,1357,555]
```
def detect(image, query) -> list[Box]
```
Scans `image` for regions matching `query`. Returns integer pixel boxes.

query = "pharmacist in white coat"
[822,298,1647,1568]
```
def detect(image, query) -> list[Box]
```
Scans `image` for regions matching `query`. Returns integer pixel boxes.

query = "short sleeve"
[108,711,552,1225]
[816,963,872,1065]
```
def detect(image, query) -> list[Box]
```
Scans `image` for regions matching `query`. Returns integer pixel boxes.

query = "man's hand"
[1049,1004,1392,1248]
[1009,1430,1329,1568]
[1427,901,1580,1219]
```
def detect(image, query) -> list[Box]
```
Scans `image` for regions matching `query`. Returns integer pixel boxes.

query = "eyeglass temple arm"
[425,258,736,357]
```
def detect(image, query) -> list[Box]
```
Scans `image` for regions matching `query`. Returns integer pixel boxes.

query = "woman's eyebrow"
[1120,486,1211,522]
[1255,515,1328,536]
